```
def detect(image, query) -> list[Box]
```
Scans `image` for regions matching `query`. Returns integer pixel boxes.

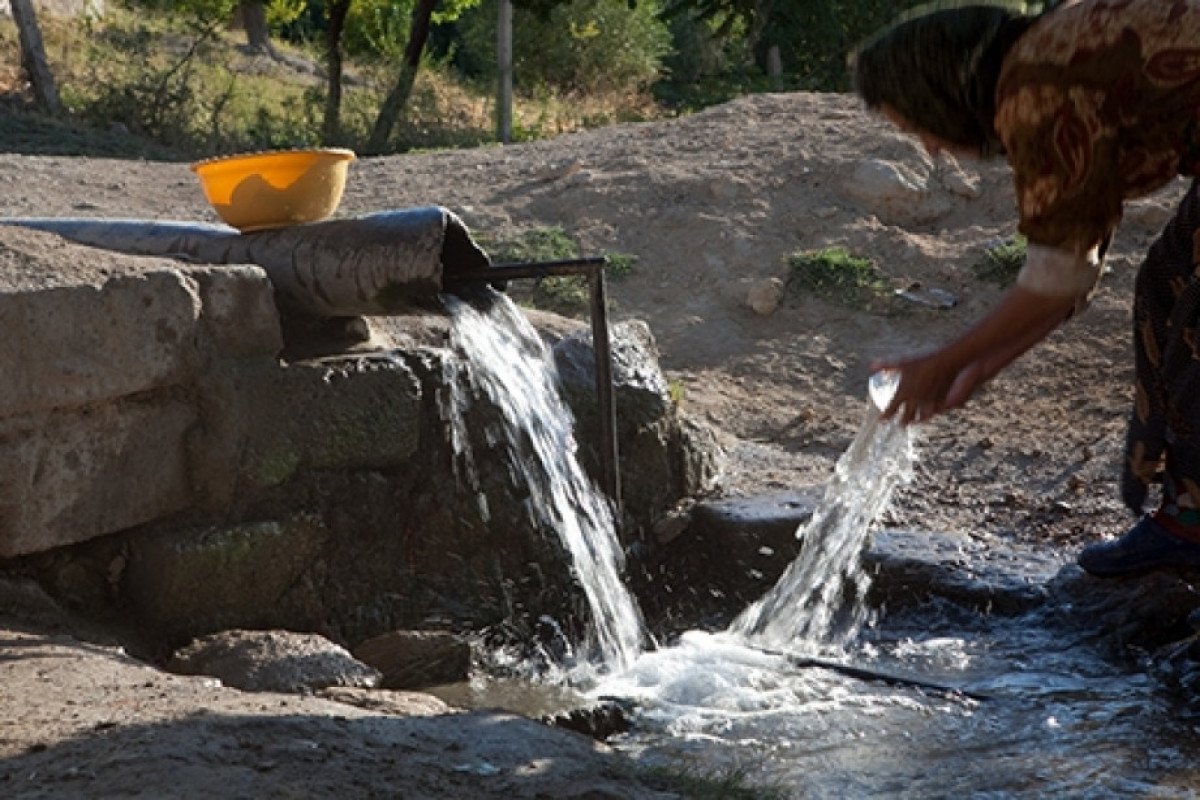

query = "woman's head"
[852,3,1037,157]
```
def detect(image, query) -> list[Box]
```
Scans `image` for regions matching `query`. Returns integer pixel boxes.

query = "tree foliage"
[661,0,925,89]
[12,0,933,159]
[457,0,670,93]
[340,0,482,60]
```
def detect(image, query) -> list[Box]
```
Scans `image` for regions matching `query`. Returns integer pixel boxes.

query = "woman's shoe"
[1077,515,1200,577]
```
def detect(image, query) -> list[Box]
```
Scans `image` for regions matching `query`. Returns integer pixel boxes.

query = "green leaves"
[785,246,888,309]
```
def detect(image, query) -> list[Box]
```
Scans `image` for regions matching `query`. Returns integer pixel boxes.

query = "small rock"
[708,178,740,201]
[167,629,381,693]
[746,278,784,316]
[938,160,981,198]
[843,158,951,225]
[894,284,957,309]
[653,508,691,545]
[353,630,472,690]
[317,686,453,716]
[543,700,632,741]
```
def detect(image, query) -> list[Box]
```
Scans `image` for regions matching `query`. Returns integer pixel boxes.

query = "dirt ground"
[0,90,1186,797]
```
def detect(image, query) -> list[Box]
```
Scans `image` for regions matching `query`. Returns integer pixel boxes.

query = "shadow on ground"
[0,101,183,160]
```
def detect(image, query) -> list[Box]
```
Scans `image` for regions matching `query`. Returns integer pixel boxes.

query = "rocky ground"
[0,90,1189,797]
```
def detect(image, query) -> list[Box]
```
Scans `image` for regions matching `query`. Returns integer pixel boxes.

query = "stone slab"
[187,264,283,360]
[124,515,327,637]
[0,228,203,416]
[865,528,1070,615]
[234,358,424,490]
[0,399,196,557]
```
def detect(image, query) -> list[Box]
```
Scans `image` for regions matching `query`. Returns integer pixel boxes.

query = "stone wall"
[0,225,722,649]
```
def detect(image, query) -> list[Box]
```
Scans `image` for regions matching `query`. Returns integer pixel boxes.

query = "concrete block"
[124,515,327,637]
[186,265,284,360]
[0,266,202,417]
[235,359,424,490]
[0,399,196,557]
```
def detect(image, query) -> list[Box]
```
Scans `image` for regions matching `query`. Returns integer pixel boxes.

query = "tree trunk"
[239,1,275,55]
[366,0,438,155]
[10,0,62,116]
[748,0,775,71]
[767,45,782,90]
[496,0,513,144]
[322,0,352,145]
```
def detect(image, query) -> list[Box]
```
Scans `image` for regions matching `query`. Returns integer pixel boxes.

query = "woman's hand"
[871,285,1078,425]
[871,349,981,424]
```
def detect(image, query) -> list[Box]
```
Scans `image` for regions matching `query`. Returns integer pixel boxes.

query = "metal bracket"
[443,257,621,510]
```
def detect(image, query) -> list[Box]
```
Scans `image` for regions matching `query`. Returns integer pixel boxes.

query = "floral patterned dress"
[994,0,1200,513]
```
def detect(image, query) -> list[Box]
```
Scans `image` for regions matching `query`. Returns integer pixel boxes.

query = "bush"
[974,234,1027,286]
[785,246,887,309]
[456,0,670,94]
[475,227,633,315]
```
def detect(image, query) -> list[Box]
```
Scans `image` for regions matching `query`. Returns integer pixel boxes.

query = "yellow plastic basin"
[190,148,356,232]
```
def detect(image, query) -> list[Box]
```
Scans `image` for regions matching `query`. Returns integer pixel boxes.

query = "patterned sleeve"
[995,82,1124,257]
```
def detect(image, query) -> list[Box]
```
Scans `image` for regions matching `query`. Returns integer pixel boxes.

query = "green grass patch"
[974,234,1027,286]
[604,251,638,280]
[477,227,635,315]
[784,246,888,309]
[667,378,686,407]
[480,227,580,264]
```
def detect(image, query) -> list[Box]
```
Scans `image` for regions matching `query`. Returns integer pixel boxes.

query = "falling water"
[440,291,645,674]
[729,371,913,653]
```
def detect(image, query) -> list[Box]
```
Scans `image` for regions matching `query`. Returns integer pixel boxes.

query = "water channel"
[438,294,1200,798]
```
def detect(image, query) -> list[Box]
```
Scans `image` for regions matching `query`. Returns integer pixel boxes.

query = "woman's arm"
[872,284,1077,424]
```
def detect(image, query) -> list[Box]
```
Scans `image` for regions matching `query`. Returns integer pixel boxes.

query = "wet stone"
[690,490,821,547]
[646,489,822,627]
[352,630,473,690]
[865,528,1070,615]
[543,700,632,741]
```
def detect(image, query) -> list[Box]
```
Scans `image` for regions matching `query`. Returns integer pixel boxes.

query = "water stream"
[729,401,913,654]
[442,293,645,675]
[440,300,1200,796]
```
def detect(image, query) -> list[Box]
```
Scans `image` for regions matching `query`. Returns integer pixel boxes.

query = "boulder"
[842,158,952,226]
[552,319,724,532]
[640,490,819,631]
[352,630,473,689]
[123,515,328,638]
[0,399,195,557]
[167,629,381,693]
[864,528,1067,616]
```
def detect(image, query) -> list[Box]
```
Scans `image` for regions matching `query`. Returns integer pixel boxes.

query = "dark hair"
[852,4,1037,156]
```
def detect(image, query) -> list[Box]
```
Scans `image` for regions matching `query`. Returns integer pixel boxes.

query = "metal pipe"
[589,266,621,508]
[450,257,608,282]
[444,257,621,509]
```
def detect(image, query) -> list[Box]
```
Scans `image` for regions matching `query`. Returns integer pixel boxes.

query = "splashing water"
[441,292,645,675]
[729,373,913,654]
[575,372,1200,797]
